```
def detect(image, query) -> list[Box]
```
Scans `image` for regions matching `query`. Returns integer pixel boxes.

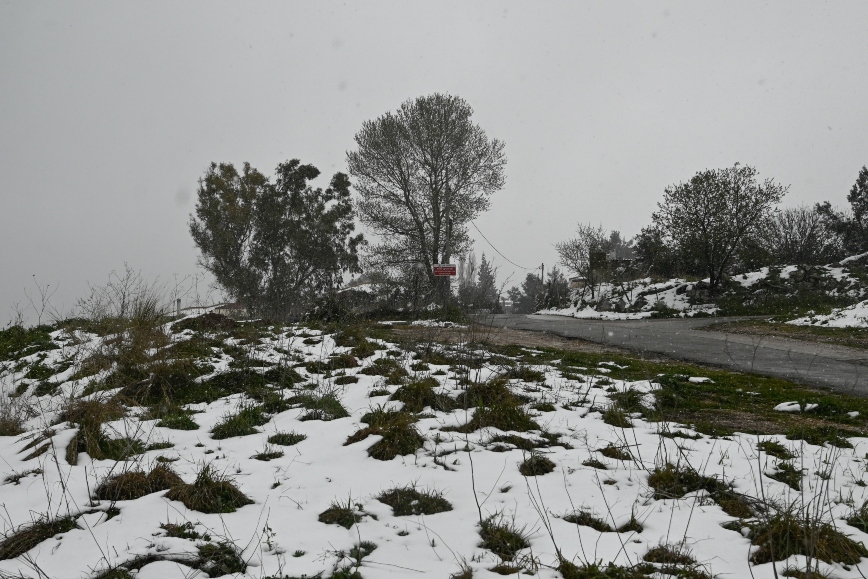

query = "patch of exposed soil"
[392,323,626,355]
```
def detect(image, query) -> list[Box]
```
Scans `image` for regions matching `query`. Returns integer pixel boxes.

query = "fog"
[2,1,867,324]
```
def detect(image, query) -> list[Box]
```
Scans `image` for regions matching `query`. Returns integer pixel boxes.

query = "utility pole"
[540,263,544,283]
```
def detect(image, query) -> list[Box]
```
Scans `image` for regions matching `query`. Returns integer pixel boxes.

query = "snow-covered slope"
[1,318,867,578]
[541,256,868,320]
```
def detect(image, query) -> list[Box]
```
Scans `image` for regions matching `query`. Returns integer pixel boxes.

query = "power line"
[469,221,537,270]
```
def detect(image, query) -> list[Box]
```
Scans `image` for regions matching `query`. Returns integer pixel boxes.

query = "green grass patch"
[390,377,453,412]
[479,515,529,561]
[318,497,364,529]
[268,431,306,446]
[376,484,452,516]
[766,461,803,491]
[346,407,424,460]
[211,405,269,439]
[518,451,555,476]
[94,464,183,501]
[0,325,58,361]
[742,510,868,565]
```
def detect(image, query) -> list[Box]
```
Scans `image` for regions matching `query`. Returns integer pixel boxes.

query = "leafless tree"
[347,93,506,305]
[555,223,609,299]
[758,204,843,265]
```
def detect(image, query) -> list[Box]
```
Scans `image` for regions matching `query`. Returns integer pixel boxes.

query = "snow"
[1,322,868,578]
[789,300,868,328]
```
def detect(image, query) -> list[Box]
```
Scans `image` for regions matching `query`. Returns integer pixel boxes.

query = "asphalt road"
[483,314,868,396]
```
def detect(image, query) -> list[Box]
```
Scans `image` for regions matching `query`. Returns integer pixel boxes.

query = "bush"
[165,465,252,514]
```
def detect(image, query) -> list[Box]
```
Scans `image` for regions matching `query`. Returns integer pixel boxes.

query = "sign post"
[433,264,457,277]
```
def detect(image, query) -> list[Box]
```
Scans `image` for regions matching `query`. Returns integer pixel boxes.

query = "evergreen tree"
[476,253,498,310]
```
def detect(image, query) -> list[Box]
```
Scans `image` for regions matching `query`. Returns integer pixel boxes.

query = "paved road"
[483,314,868,396]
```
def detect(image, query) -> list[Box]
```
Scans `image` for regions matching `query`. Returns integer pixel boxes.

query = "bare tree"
[347,93,506,305]
[653,163,787,292]
[555,223,610,299]
[759,205,842,265]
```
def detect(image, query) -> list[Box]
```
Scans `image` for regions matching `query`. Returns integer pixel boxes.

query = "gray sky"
[2,1,867,324]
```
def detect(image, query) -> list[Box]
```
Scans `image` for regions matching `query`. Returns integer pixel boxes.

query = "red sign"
[433,264,457,276]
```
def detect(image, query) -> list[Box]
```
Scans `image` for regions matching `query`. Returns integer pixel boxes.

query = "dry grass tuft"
[165,464,252,514]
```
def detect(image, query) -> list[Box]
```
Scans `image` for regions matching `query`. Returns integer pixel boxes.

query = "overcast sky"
[2,1,867,324]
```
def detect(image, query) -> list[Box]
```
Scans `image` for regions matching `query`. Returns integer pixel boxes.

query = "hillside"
[541,253,868,322]
[1,314,868,578]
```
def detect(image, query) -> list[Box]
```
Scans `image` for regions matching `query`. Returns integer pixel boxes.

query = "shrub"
[165,464,252,514]
[334,375,358,385]
[479,515,529,561]
[94,464,183,501]
[376,485,452,516]
[211,405,269,439]
[0,516,78,560]
[518,452,555,476]
[268,431,306,446]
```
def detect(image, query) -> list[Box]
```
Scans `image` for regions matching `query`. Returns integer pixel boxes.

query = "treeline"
[187,89,867,320]
[504,164,868,313]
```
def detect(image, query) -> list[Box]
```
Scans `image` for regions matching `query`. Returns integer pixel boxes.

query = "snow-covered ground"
[789,300,868,328]
[1,318,868,578]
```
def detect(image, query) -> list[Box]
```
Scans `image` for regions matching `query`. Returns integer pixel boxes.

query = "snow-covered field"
[1,317,868,578]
